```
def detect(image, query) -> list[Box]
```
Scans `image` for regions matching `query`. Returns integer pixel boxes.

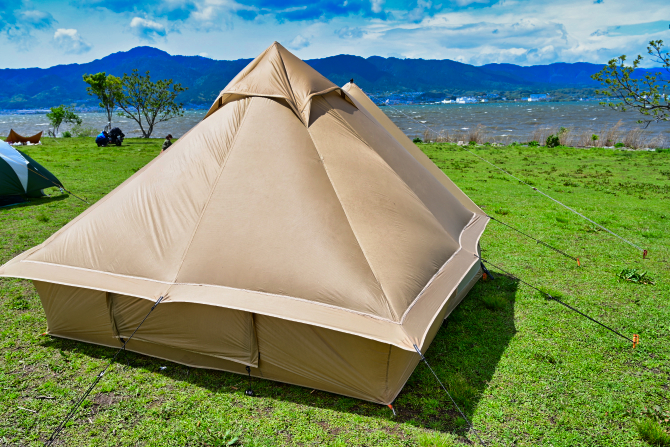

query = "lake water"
[1,101,668,147]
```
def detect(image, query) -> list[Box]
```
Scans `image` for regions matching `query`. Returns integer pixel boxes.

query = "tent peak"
[204,42,341,123]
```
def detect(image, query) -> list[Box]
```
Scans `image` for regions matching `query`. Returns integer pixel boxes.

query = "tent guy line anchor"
[364,91,648,258]
[45,296,164,447]
[413,344,487,446]
[479,258,639,347]
[245,366,255,397]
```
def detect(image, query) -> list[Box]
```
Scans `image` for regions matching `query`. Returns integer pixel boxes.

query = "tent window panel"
[109,294,258,367]
[33,281,119,347]
[255,314,389,402]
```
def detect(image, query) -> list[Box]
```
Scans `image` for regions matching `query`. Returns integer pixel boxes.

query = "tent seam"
[323,93,463,246]
[169,97,254,284]
[16,216,487,344]
[275,48,304,125]
[213,44,273,102]
[398,213,478,324]
[304,120,398,322]
[343,85,484,216]
[385,344,392,396]
[17,259,398,323]
[320,93,463,318]
[322,94,463,246]
[415,222,488,350]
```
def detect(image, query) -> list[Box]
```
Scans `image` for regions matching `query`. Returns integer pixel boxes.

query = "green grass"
[1,137,669,446]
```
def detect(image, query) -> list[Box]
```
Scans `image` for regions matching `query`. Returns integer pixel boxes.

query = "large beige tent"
[0,42,488,405]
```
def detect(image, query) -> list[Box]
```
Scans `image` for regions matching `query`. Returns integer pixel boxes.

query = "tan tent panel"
[6,129,42,145]
[0,42,488,405]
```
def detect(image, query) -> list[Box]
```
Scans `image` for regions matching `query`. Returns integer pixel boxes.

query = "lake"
[1,101,668,147]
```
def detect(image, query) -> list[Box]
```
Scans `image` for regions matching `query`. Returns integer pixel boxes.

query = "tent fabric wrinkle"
[205,42,340,125]
[0,42,489,405]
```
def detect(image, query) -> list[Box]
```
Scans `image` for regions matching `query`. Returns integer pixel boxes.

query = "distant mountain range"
[0,46,659,110]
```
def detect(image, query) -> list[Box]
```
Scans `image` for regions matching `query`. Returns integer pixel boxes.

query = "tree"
[46,105,82,137]
[82,72,122,128]
[116,69,187,138]
[592,40,669,127]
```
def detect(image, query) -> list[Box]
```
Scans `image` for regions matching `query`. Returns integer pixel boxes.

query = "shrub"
[557,126,570,145]
[529,126,552,145]
[71,124,98,137]
[601,120,623,147]
[528,140,539,147]
[62,131,72,138]
[468,140,476,146]
[623,128,648,149]
[467,124,485,144]
[413,137,423,144]
[546,134,560,148]
[615,142,624,148]
[46,104,82,136]
[592,134,599,142]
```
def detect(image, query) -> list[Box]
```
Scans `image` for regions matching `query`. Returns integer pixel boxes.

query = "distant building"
[455,96,478,104]
[528,93,549,102]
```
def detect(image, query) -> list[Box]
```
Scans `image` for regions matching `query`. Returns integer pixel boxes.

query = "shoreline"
[2,102,668,147]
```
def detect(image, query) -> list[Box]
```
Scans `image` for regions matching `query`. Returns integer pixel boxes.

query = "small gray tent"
[0,140,62,206]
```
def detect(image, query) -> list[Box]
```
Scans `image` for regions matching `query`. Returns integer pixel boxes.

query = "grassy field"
[1,137,669,447]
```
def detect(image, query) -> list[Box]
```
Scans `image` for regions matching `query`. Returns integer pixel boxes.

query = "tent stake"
[245,366,255,397]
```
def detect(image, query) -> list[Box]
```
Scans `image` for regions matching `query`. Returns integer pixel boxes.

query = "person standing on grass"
[162,134,173,151]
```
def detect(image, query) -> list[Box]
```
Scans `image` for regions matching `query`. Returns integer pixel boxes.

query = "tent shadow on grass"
[391,274,519,435]
[1,194,69,209]
[39,275,518,438]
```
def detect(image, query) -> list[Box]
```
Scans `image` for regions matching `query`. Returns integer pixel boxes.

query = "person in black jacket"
[109,127,124,146]
[162,134,173,151]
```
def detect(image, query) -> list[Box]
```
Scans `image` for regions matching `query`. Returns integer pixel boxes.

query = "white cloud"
[335,26,366,39]
[1,6,56,51]
[407,0,433,22]
[53,28,92,54]
[324,0,670,66]
[288,34,311,50]
[370,0,385,14]
[198,52,209,57]
[129,17,168,41]
[18,10,56,29]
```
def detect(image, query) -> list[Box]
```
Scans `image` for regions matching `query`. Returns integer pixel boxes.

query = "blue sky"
[0,0,668,69]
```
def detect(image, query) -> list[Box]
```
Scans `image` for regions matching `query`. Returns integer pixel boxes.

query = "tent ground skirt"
[33,271,480,405]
